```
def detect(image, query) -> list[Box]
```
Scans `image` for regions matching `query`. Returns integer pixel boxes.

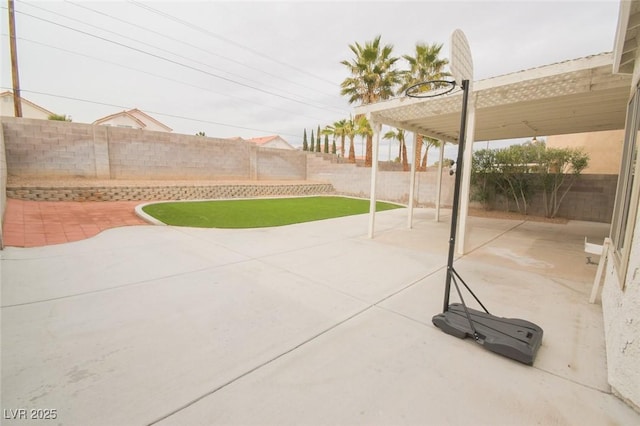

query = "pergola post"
[456,93,477,255]
[435,140,445,222]
[368,116,382,238]
[408,132,418,229]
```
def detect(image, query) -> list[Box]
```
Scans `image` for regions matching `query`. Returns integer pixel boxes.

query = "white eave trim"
[614,0,632,73]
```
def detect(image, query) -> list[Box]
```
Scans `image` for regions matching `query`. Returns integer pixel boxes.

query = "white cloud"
[1,0,621,153]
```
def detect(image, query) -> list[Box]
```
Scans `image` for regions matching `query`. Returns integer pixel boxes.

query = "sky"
[0,0,623,161]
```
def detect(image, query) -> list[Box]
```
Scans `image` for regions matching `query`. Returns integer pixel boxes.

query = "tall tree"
[302,129,308,151]
[400,43,449,171]
[340,35,401,167]
[310,129,315,152]
[316,125,322,152]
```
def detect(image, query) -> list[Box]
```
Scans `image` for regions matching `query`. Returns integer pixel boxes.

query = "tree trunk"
[348,137,356,163]
[340,135,345,158]
[401,140,409,171]
[365,133,373,167]
[414,134,423,171]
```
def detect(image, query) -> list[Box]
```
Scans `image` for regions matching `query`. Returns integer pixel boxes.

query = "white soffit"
[356,52,632,143]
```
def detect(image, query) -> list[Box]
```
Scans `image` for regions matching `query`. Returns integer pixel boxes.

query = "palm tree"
[400,43,449,171]
[324,119,348,158]
[421,137,442,169]
[344,117,357,163]
[340,35,401,167]
[383,128,408,170]
[356,116,373,162]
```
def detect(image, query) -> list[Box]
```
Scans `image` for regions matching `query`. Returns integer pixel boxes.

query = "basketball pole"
[443,79,470,313]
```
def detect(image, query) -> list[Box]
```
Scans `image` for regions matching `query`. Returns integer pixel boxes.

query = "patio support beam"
[435,140,445,222]
[367,116,452,146]
[456,93,477,255]
[368,115,382,239]
[408,131,418,228]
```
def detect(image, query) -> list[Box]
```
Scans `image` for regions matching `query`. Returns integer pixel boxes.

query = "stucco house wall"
[96,114,144,129]
[0,91,54,120]
[603,211,640,410]
[601,0,640,410]
[93,109,172,133]
[546,130,624,174]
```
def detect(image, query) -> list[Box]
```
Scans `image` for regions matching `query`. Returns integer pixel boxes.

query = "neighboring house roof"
[93,108,173,132]
[0,91,55,118]
[249,136,280,145]
[93,110,147,128]
[247,135,295,149]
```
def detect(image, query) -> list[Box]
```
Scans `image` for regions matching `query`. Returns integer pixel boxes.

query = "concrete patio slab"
[158,307,631,426]
[1,208,638,425]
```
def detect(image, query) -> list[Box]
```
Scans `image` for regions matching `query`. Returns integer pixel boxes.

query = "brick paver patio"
[2,199,148,247]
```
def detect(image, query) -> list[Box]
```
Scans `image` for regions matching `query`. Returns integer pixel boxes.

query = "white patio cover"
[355,52,631,252]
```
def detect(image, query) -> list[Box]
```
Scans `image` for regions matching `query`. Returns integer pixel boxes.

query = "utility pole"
[8,0,22,117]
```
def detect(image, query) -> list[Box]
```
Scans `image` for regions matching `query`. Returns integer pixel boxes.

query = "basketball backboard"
[450,29,473,85]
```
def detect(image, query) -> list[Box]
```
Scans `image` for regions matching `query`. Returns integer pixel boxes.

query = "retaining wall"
[7,182,334,202]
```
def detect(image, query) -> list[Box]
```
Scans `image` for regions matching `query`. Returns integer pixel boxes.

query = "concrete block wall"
[106,128,252,180]
[257,148,307,180]
[552,175,618,222]
[1,118,308,181]
[3,118,100,178]
[307,154,455,206]
[482,174,617,222]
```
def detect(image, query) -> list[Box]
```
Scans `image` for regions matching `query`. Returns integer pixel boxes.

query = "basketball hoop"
[430,29,544,366]
[405,80,456,98]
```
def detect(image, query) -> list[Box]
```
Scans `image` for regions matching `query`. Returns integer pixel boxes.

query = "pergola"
[355,52,632,253]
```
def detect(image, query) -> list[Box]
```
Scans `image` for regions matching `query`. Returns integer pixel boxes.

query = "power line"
[6,34,331,124]
[63,0,342,102]
[1,87,305,138]
[128,0,338,87]
[11,7,347,115]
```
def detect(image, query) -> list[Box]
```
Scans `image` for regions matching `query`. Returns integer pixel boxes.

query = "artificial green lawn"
[142,196,403,228]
